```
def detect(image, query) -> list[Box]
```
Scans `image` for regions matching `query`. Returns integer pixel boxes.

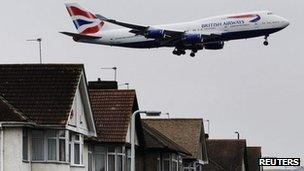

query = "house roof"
[142,122,191,155]
[0,95,28,122]
[89,89,138,142]
[0,64,83,125]
[202,139,247,171]
[143,119,206,159]
[247,146,262,171]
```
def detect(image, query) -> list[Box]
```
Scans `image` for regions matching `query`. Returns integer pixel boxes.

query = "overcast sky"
[1,0,303,162]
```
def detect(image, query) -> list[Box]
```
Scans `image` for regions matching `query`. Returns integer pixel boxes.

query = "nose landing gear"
[263,35,269,46]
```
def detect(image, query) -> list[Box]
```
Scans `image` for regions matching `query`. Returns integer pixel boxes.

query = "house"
[141,122,191,171]
[247,147,263,171]
[87,80,142,171]
[87,80,192,171]
[0,64,96,171]
[202,139,248,171]
[143,119,209,171]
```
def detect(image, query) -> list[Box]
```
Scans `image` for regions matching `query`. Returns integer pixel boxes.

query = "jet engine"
[204,42,224,50]
[183,34,203,44]
[145,29,165,39]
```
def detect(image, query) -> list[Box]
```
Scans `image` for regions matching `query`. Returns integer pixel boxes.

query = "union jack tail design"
[65,3,104,35]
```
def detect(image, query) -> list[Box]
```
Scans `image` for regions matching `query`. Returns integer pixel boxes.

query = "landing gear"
[263,35,269,46]
[190,49,197,57]
[172,49,186,56]
[190,52,196,57]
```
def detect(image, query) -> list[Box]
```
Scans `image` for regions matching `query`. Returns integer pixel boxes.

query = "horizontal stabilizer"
[60,32,101,39]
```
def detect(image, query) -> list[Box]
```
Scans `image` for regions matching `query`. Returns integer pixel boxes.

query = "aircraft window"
[267,12,273,15]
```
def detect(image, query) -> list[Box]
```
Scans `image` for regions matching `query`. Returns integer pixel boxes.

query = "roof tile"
[0,64,83,125]
[89,89,138,142]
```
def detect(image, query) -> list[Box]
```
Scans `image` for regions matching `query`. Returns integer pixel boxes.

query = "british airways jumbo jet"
[61,3,289,57]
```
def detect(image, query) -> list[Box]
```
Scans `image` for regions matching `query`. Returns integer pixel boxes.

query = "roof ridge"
[0,95,31,122]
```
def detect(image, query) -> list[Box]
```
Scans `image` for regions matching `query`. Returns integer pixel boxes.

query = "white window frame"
[126,148,131,171]
[178,155,183,171]
[46,130,58,161]
[107,146,116,171]
[32,130,45,161]
[162,153,171,171]
[116,147,125,171]
[70,133,84,166]
[31,129,68,163]
[157,153,161,171]
[58,130,67,162]
[172,154,179,171]
[92,146,107,171]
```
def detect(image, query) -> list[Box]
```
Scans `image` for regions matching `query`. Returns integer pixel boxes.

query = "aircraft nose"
[283,19,290,28]
[278,16,290,28]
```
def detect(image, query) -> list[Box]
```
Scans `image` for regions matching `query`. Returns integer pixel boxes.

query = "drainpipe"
[0,123,4,171]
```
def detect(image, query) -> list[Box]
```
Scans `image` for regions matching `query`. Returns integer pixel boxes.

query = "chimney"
[88,78,118,89]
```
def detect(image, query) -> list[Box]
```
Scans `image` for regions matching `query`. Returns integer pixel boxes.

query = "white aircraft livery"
[61,3,289,57]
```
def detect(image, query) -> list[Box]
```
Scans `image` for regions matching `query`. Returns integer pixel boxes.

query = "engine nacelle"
[204,42,224,50]
[183,34,203,44]
[145,29,165,39]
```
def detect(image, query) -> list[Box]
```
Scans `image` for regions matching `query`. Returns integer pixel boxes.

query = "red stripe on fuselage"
[67,6,96,19]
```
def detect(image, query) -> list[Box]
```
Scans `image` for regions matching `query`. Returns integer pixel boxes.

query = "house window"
[88,146,93,171]
[116,147,124,171]
[172,154,178,171]
[183,162,195,171]
[47,130,57,160]
[22,129,28,160]
[108,146,116,171]
[163,153,170,171]
[157,154,161,171]
[70,133,83,165]
[59,131,66,161]
[31,129,68,162]
[32,130,44,161]
[126,149,131,171]
[94,146,106,171]
[178,155,183,171]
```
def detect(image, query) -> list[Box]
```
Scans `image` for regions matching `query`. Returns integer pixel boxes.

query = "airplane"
[61,3,289,57]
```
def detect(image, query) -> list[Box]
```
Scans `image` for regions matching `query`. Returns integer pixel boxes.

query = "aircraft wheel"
[172,50,179,55]
[263,41,269,46]
[190,52,196,57]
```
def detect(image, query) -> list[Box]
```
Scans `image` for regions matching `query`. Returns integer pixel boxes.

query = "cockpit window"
[267,12,273,15]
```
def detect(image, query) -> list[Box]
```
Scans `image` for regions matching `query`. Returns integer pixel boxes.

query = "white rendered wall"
[3,127,30,171]
[32,163,70,171]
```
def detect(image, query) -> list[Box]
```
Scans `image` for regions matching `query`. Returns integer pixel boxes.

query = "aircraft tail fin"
[65,3,105,35]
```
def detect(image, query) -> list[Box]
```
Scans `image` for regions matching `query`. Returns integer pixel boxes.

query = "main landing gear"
[172,49,186,56]
[263,35,269,46]
[172,48,198,57]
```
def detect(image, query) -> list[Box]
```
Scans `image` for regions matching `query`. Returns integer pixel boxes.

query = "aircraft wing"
[95,14,185,37]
